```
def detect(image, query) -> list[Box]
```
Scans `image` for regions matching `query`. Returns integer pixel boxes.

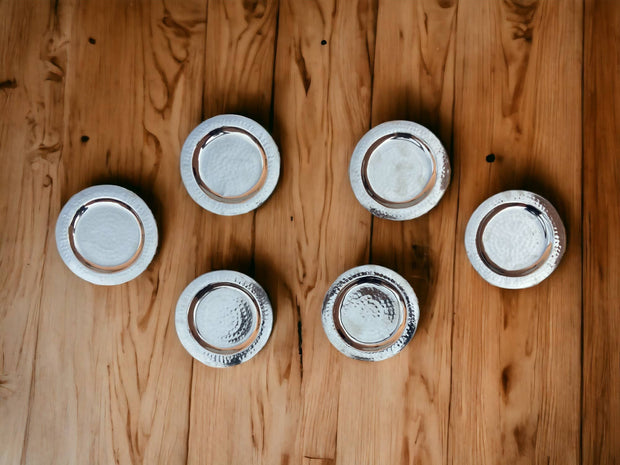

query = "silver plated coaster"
[349,120,450,220]
[55,185,158,286]
[321,265,420,361]
[175,270,273,367]
[180,114,280,216]
[465,190,566,289]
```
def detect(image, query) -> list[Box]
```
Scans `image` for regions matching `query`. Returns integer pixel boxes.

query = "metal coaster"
[55,185,158,286]
[349,121,451,220]
[465,190,566,289]
[321,265,419,361]
[180,114,280,216]
[175,270,273,367]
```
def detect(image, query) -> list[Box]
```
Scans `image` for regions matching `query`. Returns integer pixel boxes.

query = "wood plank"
[186,1,282,464]
[337,1,458,463]
[0,1,73,464]
[11,1,207,463]
[268,0,376,462]
[582,0,620,462]
[449,0,582,463]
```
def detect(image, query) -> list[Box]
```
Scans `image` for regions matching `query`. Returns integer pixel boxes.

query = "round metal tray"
[175,270,273,367]
[180,114,280,216]
[465,190,566,289]
[321,265,419,361]
[55,185,158,285]
[349,121,450,220]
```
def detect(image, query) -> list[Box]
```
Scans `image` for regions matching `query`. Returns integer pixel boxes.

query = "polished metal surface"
[349,121,450,220]
[465,190,566,289]
[175,270,273,367]
[55,185,158,285]
[322,265,419,361]
[180,115,280,216]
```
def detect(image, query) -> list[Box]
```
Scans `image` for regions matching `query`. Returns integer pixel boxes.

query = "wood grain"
[582,0,620,463]
[270,0,375,461]
[450,0,582,463]
[1,0,618,464]
[0,1,70,463]
[186,1,283,464]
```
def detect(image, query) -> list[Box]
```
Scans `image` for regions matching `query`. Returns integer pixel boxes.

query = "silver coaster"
[180,114,280,216]
[175,270,273,367]
[321,265,420,361]
[349,120,450,220]
[465,190,566,289]
[55,185,158,286]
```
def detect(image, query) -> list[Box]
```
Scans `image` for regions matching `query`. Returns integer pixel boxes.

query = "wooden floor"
[1,0,618,463]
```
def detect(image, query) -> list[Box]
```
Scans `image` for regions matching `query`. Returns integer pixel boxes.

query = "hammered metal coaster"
[175,270,273,367]
[321,265,420,361]
[55,185,158,286]
[349,120,451,220]
[180,114,280,216]
[465,190,566,289]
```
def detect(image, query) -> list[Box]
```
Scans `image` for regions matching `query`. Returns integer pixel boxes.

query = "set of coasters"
[56,115,565,366]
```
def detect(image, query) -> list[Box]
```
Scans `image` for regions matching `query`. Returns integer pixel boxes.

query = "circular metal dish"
[180,114,280,216]
[349,121,450,220]
[464,190,566,289]
[55,185,158,285]
[175,270,273,367]
[321,265,419,361]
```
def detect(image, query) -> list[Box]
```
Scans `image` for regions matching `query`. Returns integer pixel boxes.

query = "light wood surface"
[1,0,618,464]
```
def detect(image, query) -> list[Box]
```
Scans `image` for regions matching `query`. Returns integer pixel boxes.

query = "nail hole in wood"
[81,135,90,143]
[321,40,327,45]
[486,153,495,163]
[88,37,96,44]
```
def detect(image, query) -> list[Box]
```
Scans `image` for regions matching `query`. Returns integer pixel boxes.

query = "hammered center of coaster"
[364,134,435,206]
[479,205,552,274]
[190,284,260,352]
[337,280,404,348]
[69,199,144,271]
[194,128,267,201]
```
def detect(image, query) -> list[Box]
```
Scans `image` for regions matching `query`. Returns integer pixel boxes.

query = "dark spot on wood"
[290,216,293,221]
[486,153,496,163]
[80,135,89,143]
[44,56,64,82]
[162,12,191,39]
[409,244,431,309]
[513,424,527,455]
[281,359,291,382]
[438,0,456,7]
[501,364,512,399]
[321,39,327,45]
[402,435,410,464]
[0,79,17,89]
[500,0,539,117]
[88,37,96,44]
[303,458,335,465]
[419,373,433,400]
[296,300,303,379]
[242,0,266,21]
[294,42,311,95]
